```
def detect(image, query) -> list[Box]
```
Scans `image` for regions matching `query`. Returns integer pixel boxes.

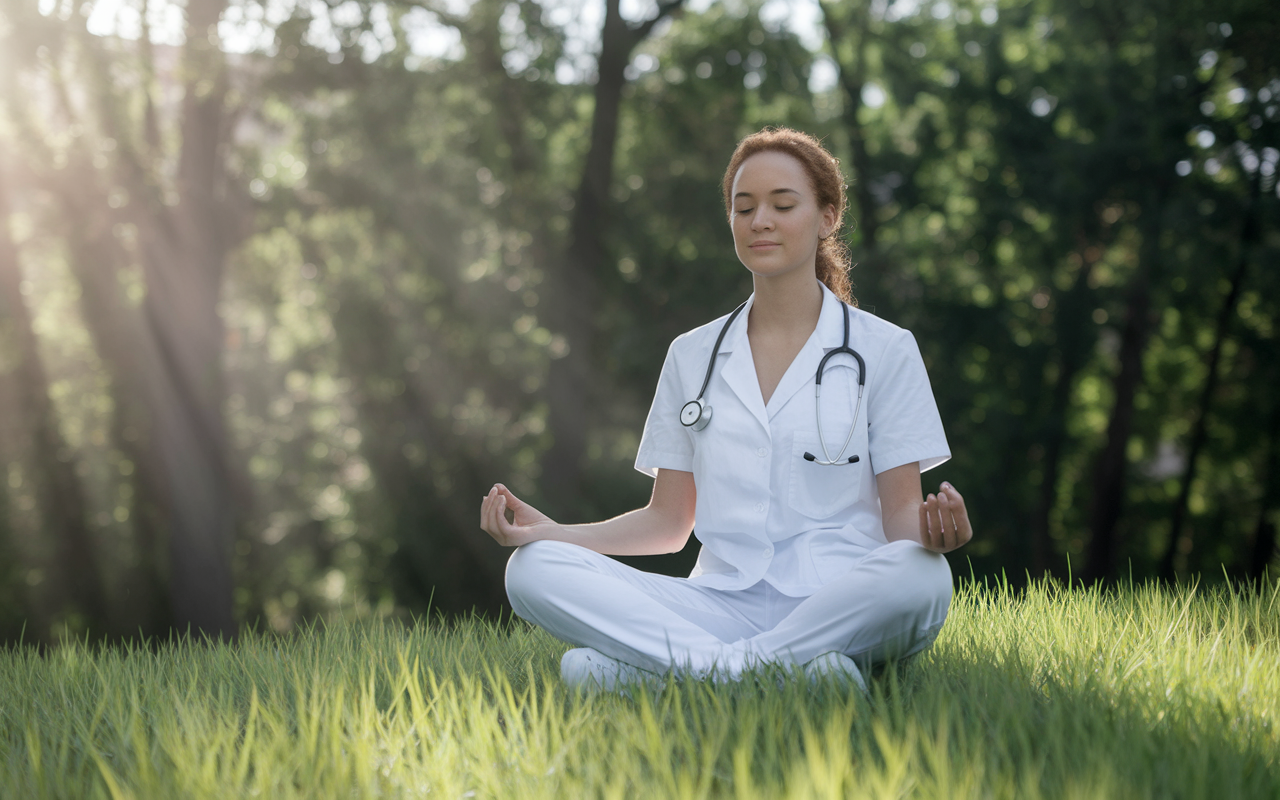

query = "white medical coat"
[634,281,950,597]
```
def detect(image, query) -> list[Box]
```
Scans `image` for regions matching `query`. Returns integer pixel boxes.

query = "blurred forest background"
[0,0,1276,643]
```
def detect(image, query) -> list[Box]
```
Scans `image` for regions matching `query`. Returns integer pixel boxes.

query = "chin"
[744,260,806,280]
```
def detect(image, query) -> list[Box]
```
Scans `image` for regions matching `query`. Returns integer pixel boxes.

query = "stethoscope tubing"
[693,300,748,402]
[683,297,865,467]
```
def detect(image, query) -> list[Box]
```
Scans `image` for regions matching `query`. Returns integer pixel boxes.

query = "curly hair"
[722,127,855,305]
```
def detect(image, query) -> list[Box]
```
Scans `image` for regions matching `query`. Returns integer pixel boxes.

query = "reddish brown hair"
[722,127,855,305]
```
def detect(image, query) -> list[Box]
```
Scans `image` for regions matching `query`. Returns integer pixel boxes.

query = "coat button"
[755,502,765,513]
[762,547,773,558]
[757,447,768,457]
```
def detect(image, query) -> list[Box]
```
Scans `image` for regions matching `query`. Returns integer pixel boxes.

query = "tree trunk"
[46,0,241,637]
[819,0,878,255]
[1082,212,1160,583]
[1247,395,1280,584]
[541,0,683,519]
[1031,260,1096,575]
[0,476,21,644]
[1159,186,1258,579]
[0,165,109,636]
[129,0,238,638]
[109,401,169,636]
[325,276,510,614]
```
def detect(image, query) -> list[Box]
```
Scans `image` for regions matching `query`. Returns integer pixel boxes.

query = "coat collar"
[716,282,850,429]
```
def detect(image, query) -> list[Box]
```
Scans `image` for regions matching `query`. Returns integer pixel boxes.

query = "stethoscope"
[679,299,866,465]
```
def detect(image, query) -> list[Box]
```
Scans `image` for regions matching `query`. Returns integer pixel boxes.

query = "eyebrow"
[734,188,802,200]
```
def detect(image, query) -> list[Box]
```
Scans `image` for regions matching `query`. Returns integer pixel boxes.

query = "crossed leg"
[505,538,951,680]
[743,539,952,670]
[505,540,759,676]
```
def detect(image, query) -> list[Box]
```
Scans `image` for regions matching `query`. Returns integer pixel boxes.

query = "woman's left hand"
[919,482,972,553]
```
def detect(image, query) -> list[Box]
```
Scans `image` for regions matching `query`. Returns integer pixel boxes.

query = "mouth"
[749,241,780,250]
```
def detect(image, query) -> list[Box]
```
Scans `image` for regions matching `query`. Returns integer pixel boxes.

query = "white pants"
[505,538,952,679]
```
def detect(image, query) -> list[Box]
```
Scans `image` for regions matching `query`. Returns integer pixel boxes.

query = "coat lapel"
[714,285,848,431]
[717,298,770,434]
[765,284,847,420]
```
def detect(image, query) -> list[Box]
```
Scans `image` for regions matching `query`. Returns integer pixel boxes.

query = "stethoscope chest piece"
[680,399,711,431]
[679,301,746,433]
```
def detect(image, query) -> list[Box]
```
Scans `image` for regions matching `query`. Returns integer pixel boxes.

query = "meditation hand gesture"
[480,484,557,548]
[919,482,972,553]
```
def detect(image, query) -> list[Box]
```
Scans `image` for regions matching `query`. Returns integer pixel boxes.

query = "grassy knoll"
[1,578,1277,798]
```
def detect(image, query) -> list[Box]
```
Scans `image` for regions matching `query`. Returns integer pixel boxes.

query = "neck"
[749,270,823,337]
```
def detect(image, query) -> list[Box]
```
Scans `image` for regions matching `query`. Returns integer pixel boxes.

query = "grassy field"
[1,578,1277,799]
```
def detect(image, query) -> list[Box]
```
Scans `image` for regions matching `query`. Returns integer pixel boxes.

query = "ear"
[819,203,839,239]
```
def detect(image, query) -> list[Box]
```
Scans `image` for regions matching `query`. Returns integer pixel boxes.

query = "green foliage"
[811,0,1280,581]
[0,0,1277,635]
[2,580,1278,797]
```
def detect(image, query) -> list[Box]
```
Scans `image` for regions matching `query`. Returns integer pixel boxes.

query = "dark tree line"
[0,0,1276,643]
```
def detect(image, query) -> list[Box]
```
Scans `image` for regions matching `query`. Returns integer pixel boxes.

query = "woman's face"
[730,150,836,281]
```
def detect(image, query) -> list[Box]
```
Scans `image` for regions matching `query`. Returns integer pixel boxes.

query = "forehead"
[732,150,811,197]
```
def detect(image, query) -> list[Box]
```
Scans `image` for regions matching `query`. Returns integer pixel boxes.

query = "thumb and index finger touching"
[481,483,533,542]
[481,484,513,540]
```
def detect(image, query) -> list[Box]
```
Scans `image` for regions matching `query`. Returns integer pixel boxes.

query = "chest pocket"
[787,360,868,520]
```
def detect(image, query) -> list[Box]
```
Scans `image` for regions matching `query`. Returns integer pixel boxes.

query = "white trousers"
[505,538,952,679]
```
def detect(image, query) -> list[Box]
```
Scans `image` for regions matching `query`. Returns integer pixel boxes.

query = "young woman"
[480,127,972,691]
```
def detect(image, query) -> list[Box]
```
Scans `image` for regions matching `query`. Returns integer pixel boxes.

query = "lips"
[749,241,780,249]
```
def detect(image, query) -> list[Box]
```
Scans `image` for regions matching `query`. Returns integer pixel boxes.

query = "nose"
[750,207,774,231]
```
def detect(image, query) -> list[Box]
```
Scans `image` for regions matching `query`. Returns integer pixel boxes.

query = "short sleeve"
[866,329,950,474]
[634,339,696,477]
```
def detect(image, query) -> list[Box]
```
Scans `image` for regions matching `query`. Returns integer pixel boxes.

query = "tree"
[0,164,107,639]
[2,0,247,636]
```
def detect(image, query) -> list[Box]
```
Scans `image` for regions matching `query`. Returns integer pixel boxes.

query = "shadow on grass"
[2,583,1277,799]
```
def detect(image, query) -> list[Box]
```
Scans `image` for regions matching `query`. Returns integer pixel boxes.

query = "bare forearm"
[883,499,924,545]
[481,470,697,553]
[539,506,692,556]
[876,463,973,552]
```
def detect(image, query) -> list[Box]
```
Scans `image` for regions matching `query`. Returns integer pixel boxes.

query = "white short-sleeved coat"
[635,281,950,597]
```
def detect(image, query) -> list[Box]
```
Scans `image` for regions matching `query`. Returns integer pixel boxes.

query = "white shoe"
[560,648,663,692]
[804,651,868,696]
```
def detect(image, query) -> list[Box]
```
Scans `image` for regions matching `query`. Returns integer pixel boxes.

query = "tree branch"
[630,0,685,41]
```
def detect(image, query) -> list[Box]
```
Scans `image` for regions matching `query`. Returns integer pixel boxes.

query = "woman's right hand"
[479,484,558,547]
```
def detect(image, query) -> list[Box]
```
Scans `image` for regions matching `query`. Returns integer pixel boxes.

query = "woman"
[480,127,972,691]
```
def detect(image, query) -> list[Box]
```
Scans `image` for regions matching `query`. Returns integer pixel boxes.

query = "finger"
[482,488,500,539]
[500,488,520,523]
[481,501,496,540]
[486,488,507,543]
[951,501,973,547]
[501,487,528,524]
[941,483,972,546]
[929,494,950,551]
[930,494,945,550]
[919,499,931,548]
[499,495,518,532]
[931,494,942,547]
[492,492,508,537]
[480,487,493,528]
[937,491,956,551]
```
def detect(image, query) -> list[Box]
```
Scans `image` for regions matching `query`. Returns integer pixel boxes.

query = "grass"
[1,578,1277,799]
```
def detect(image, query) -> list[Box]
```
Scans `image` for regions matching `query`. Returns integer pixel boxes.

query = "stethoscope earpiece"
[804,452,859,464]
